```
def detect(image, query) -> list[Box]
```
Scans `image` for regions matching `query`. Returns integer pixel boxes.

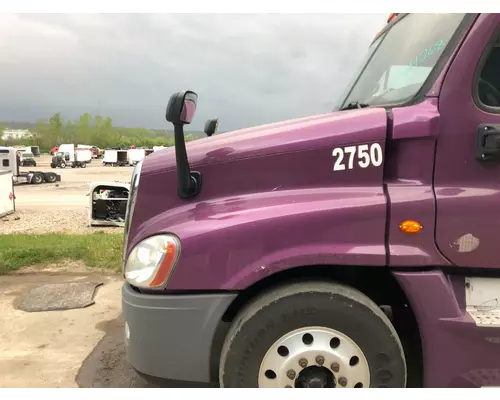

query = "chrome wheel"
[258,326,370,388]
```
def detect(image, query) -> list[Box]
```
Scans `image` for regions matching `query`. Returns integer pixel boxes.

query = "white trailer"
[153,146,165,152]
[0,146,60,185]
[28,145,40,157]
[102,149,128,167]
[127,148,146,166]
[103,149,117,166]
[0,170,15,218]
[74,149,92,164]
[77,144,100,159]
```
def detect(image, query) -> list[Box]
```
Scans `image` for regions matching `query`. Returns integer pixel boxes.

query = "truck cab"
[51,144,91,168]
[122,14,500,388]
[0,146,60,184]
[20,152,37,167]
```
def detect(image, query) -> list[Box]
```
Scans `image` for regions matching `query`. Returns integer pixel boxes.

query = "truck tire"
[43,172,57,183]
[219,281,406,388]
[60,162,66,168]
[32,173,43,184]
[80,162,86,168]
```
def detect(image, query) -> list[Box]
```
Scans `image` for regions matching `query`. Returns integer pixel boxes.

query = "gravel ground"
[0,208,122,234]
[1,155,132,235]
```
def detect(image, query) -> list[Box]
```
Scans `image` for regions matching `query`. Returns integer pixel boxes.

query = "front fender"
[137,187,387,291]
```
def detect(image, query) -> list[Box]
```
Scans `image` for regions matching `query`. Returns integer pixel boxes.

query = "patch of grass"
[0,232,123,273]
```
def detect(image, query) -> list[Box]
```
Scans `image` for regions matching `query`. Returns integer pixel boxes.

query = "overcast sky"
[0,13,386,131]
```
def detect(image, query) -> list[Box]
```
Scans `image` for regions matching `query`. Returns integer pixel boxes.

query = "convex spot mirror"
[204,117,219,137]
[166,90,198,125]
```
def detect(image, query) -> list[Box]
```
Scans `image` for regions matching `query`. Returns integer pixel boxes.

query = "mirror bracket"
[178,171,202,198]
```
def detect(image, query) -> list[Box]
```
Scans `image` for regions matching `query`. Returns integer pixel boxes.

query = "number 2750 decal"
[332,143,383,171]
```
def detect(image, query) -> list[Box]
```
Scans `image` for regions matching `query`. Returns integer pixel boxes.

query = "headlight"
[124,234,181,289]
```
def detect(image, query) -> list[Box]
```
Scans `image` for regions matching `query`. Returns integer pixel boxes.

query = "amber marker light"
[373,14,399,42]
[399,220,423,234]
[149,239,179,288]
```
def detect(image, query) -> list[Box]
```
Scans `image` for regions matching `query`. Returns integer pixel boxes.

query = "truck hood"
[128,107,390,289]
[142,107,388,175]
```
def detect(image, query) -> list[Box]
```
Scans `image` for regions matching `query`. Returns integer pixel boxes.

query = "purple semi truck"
[121,13,500,388]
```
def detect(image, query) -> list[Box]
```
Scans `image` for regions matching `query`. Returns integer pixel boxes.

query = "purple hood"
[141,107,388,175]
[128,107,389,291]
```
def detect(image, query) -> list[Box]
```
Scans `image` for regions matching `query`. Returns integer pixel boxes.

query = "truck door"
[0,148,10,173]
[0,171,15,218]
[434,14,500,267]
[0,148,18,175]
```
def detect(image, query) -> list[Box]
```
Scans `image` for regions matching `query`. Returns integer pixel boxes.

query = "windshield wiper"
[339,101,370,111]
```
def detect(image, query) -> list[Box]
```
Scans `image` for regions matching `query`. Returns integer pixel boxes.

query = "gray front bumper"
[122,283,237,383]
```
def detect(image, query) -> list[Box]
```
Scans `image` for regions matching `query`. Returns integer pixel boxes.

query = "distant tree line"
[0,112,201,152]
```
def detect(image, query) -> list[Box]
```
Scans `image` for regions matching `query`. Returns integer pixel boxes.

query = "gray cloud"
[0,13,385,130]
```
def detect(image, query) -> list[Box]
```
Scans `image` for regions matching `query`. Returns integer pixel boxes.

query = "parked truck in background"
[121,13,500,388]
[0,147,60,184]
[51,144,92,168]
[20,151,37,167]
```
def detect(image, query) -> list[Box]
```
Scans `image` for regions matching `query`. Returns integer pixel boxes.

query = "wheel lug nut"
[331,362,340,373]
[338,377,347,387]
[299,358,308,368]
[315,355,324,366]
[287,369,296,380]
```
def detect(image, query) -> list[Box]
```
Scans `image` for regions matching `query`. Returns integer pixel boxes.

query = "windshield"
[339,13,467,109]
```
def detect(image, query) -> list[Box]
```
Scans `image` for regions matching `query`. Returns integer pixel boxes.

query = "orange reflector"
[373,14,399,41]
[149,240,178,288]
[387,13,398,23]
[399,220,423,234]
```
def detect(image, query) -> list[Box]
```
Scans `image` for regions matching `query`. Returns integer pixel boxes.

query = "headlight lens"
[124,234,180,289]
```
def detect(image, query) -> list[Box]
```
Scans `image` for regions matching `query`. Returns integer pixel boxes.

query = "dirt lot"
[1,154,133,234]
[1,154,158,387]
[0,153,212,387]
[0,265,211,388]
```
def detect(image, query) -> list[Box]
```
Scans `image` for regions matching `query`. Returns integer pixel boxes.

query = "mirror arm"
[174,123,202,199]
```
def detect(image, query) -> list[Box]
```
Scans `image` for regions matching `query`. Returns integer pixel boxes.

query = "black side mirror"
[204,117,219,137]
[165,89,202,199]
[166,90,198,125]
